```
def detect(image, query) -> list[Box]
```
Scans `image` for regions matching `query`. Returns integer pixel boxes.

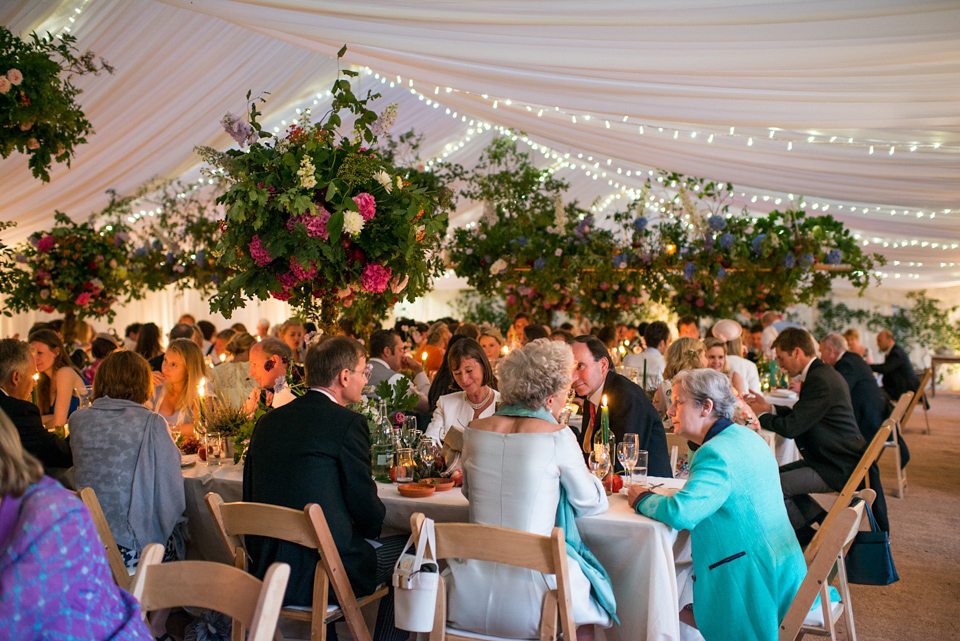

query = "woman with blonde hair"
[478,328,505,367]
[655,337,706,415]
[151,338,207,437]
[28,329,86,428]
[0,407,152,638]
[703,337,761,431]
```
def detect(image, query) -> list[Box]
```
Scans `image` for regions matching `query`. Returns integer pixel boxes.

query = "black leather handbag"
[845,502,899,585]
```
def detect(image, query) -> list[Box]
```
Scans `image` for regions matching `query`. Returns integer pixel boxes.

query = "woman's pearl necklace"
[468,387,493,410]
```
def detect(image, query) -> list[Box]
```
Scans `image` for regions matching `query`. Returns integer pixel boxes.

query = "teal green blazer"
[637,424,805,641]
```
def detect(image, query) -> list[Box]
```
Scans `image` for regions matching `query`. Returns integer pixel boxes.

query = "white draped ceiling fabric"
[2,0,959,303]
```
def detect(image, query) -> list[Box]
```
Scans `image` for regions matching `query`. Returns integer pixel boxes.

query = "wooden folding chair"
[130,543,288,641]
[779,501,867,641]
[205,492,387,641]
[74,487,131,590]
[880,392,913,498]
[804,423,890,564]
[900,368,932,434]
[665,432,689,478]
[410,512,577,641]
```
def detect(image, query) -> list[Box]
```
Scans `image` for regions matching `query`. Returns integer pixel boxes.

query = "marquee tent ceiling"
[2,0,959,292]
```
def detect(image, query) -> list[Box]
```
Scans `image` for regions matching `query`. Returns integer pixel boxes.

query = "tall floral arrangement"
[615,170,884,318]
[5,212,135,321]
[445,138,628,323]
[197,47,450,328]
[0,28,113,181]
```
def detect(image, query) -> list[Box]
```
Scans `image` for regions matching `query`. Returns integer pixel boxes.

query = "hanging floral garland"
[5,212,135,322]
[0,28,113,181]
[197,47,450,330]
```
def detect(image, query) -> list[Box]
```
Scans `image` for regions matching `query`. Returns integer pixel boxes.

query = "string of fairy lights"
[44,0,960,284]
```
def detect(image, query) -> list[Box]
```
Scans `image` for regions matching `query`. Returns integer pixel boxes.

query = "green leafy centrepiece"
[0,27,113,181]
[197,47,450,329]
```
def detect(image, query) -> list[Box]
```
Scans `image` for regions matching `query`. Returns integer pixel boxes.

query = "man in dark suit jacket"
[871,330,922,403]
[243,336,406,641]
[0,339,72,471]
[821,333,909,467]
[571,335,671,477]
[745,328,888,534]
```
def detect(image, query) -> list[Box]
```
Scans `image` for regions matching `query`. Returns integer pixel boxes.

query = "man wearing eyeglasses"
[243,336,408,641]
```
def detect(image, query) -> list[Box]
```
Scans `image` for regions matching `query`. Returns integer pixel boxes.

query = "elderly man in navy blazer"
[871,330,923,403]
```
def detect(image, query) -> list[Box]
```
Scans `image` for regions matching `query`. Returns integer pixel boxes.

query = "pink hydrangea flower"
[277,272,298,289]
[287,206,331,240]
[36,235,55,253]
[353,193,376,221]
[249,235,272,266]
[360,263,392,293]
[289,257,317,282]
[270,290,292,301]
[75,292,92,306]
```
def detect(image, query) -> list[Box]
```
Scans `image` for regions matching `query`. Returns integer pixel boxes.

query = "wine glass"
[418,439,438,477]
[588,449,611,482]
[402,416,418,447]
[617,441,638,488]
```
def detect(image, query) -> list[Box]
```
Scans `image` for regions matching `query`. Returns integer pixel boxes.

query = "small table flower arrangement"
[0,28,113,181]
[5,211,135,322]
[196,48,450,329]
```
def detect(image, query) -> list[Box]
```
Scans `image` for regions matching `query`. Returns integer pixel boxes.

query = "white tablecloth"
[762,393,802,465]
[181,458,688,641]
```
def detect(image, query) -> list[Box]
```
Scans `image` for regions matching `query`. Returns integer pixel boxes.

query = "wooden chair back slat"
[204,493,381,641]
[75,487,130,590]
[779,503,865,641]
[413,512,577,641]
[901,368,932,434]
[888,392,914,425]
[804,423,890,564]
[130,543,289,641]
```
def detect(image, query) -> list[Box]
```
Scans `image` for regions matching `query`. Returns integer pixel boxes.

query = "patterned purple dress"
[0,476,152,640]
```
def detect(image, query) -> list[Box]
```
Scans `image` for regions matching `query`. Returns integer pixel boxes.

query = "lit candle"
[421,351,428,366]
[502,345,509,356]
[601,394,610,444]
[618,345,626,356]
[219,353,226,363]
[198,378,206,399]
[31,372,39,407]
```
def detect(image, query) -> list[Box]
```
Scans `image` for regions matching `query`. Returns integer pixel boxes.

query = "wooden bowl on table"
[419,477,455,492]
[398,483,436,498]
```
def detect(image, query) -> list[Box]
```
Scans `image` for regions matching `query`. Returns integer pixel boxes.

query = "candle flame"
[197,378,206,398]
[32,373,39,381]
[502,345,509,355]
[219,353,226,363]
[602,394,608,407]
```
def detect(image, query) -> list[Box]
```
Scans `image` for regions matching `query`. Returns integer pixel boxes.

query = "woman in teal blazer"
[628,368,806,641]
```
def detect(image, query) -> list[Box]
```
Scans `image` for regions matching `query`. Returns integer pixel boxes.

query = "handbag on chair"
[393,517,440,632]
[844,502,899,585]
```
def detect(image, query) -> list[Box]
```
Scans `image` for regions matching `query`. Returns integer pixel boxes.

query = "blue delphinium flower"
[708,215,726,231]
[133,247,147,258]
[613,253,627,268]
[827,249,843,264]
[533,257,547,270]
[718,233,735,249]
[510,236,528,247]
[195,250,206,266]
[800,253,815,268]
[751,234,767,253]
[684,262,696,280]
[783,252,796,268]
[717,267,727,281]
[165,252,175,264]
[633,217,648,233]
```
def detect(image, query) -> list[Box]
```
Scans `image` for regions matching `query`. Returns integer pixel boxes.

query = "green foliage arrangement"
[0,28,113,181]
[196,47,450,330]
[814,292,960,353]
[450,289,509,333]
[444,138,633,325]
[4,212,135,321]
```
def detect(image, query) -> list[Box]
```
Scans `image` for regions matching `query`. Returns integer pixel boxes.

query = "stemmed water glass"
[621,434,640,484]
[401,416,418,447]
[617,441,638,488]
[588,448,611,483]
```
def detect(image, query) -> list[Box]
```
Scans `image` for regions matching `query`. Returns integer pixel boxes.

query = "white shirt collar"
[795,358,815,383]
[589,379,606,408]
[310,387,340,405]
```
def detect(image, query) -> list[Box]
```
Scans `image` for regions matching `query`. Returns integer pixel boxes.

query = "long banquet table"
[181,458,690,641]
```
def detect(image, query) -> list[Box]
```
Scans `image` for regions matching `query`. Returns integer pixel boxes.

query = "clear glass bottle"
[371,399,394,482]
